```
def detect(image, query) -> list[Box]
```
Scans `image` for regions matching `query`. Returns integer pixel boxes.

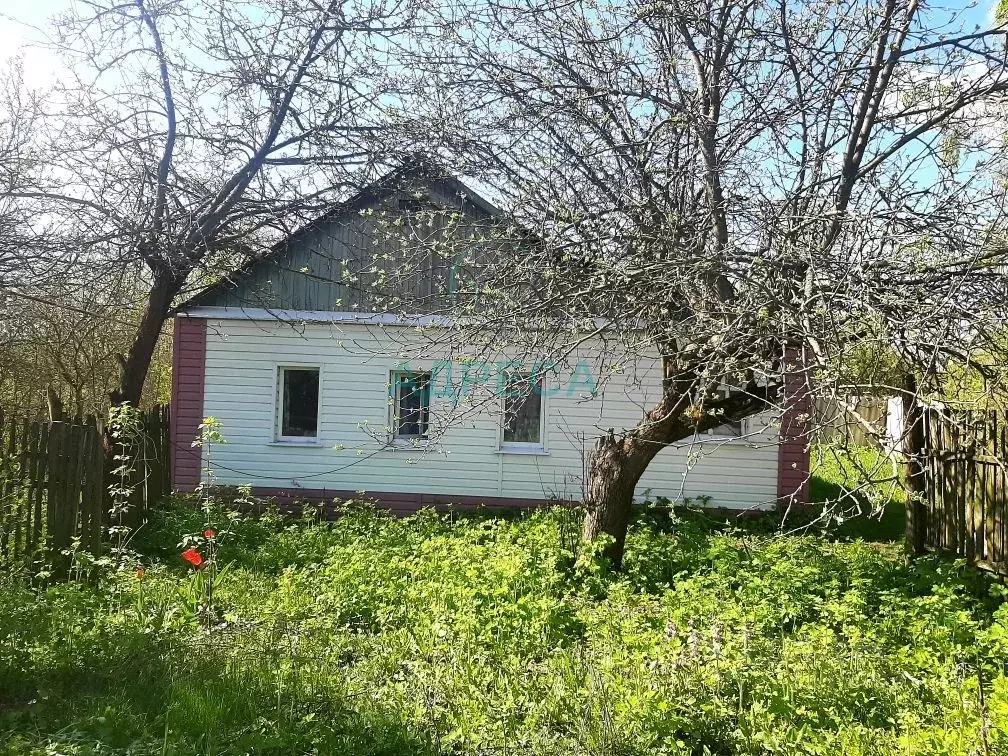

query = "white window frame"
[390,370,432,443]
[274,364,322,444]
[499,372,548,454]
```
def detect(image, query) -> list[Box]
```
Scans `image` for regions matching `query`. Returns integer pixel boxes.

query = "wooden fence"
[921,408,1007,576]
[0,405,171,572]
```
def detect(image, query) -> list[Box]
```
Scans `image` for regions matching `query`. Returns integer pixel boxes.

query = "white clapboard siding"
[199,319,780,509]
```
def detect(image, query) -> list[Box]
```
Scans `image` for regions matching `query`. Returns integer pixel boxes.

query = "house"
[171,166,810,513]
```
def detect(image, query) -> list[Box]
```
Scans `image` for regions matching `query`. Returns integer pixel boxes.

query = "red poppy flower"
[181,548,204,568]
[136,568,144,579]
[203,529,215,539]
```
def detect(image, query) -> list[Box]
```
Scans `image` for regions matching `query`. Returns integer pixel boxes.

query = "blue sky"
[1,0,76,86]
[2,0,1002,59]
[0,0,1002,189]
[1,0,1002,87]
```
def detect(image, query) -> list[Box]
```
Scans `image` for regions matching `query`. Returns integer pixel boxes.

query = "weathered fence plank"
[1,413,16,558]
[31,422,48,557]
[0,405,171,574]
[923,408,1008,576]
[13,418,29,559]
[46,420,64,562]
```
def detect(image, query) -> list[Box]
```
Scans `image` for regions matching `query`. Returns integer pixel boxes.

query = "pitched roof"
[176,160,504,313]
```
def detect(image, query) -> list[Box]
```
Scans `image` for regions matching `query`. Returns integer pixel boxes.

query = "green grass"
[2,498,1007,755]
[804,443,908,542]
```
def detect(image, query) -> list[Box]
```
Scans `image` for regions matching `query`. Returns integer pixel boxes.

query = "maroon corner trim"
[171,317,207,492]
[777,349,811,505]
[242,487,561,517]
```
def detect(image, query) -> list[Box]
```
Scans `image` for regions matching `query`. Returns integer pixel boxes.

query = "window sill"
[497,446,549,456]
[667,436,745,446]
[268,440,325,447]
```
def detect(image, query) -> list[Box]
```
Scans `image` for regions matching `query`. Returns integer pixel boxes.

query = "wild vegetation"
[1,478,1006,755]
[3,0,1007,563]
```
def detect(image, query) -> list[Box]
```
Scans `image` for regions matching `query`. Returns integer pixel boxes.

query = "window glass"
[503,374,543,444]
[708,386,742,438]
[280,368,319,437]
[394,372,431,438]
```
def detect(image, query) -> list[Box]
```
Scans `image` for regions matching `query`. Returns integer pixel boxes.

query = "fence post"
[902,375,927,555]
[31,423,48,563]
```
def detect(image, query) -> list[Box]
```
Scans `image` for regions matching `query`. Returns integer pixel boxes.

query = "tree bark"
[581,367,776,570]
[110,273,179,409]
[581,432,664,570]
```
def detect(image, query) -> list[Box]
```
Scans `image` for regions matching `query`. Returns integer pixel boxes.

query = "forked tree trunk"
[581,374,695,570]
[581,367,776,570]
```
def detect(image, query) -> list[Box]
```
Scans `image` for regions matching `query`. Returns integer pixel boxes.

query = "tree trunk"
[581,386,691,570]
[110,274,178,408]
[581,433,659,570]
[580,364,777,570]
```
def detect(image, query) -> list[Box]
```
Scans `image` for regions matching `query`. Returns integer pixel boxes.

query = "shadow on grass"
[806,444,907,542]
[0,625,436,756]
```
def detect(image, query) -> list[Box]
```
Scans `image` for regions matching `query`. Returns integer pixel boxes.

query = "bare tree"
[5,0,420,410]
[0,59,79,344]
[5,0,1006,568]
[0,280,173,417]
[1,63,171,417]
[394,0,1008,566]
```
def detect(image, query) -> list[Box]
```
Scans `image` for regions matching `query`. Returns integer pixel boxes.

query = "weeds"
[1,500,1006,755]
